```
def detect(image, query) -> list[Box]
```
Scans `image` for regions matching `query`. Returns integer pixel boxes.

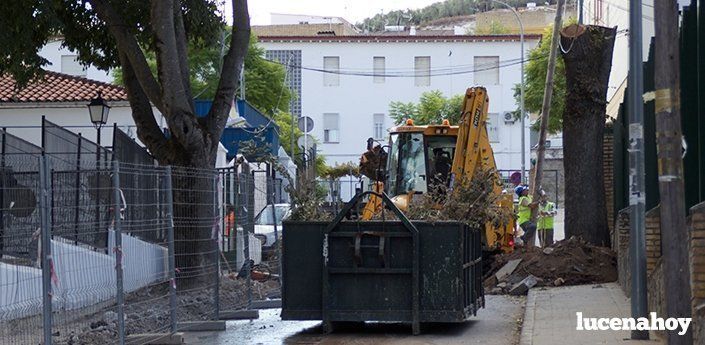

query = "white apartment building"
[38,38,114,84]
[259,33,540,171]
[581,0,655,104]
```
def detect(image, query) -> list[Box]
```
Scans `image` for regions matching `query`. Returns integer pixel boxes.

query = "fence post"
[112,161,126,345]
[212,171,220,320]
[269,177,281,289]
[73,134,81,245]
[164,166,177,333]
[39,154,53,345]
[245,172,254,309]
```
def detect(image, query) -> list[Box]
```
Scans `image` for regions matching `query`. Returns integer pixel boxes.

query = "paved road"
[184,295,525,345]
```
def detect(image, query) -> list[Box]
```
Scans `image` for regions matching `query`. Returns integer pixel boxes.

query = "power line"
[265,56,537,78]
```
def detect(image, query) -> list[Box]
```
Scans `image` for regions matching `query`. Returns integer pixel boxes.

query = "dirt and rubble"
[49,275,280,345]
[484,236,618,295]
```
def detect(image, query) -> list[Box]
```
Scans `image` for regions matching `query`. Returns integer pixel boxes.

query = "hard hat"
[515,185,526,196]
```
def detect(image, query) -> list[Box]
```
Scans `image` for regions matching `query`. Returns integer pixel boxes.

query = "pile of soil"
[49,276,280,344]
[484,236,618,294]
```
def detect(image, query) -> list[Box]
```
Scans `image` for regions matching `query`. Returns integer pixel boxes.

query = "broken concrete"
[495,259,522,282]
[509,275,538,295]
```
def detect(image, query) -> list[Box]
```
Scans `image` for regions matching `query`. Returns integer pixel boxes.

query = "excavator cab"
[361,87,515,253]
[386,125,458,197]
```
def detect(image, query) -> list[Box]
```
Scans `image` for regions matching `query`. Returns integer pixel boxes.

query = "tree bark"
[560,24,616,246]
[91,0,251,286]
[654,1,693,343]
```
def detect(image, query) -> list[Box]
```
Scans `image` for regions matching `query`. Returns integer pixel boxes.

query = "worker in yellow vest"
[537,191,557,247]
[515,185,538,247]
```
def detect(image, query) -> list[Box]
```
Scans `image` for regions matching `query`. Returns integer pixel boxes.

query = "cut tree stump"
[559,24,617,246]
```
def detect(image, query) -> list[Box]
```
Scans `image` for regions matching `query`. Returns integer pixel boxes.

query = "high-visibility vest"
[538,202,556,230]
[517,195,532,225]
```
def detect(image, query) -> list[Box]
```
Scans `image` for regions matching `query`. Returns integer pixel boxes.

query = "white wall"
[0,232,167,321]
[261,38,538,172]
[39,40,114,83]
[0,104,165,149]
[271,13,344,25]
[581,0,655,101]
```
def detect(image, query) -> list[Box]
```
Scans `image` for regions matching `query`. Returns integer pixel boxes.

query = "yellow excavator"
[360,87,515,253]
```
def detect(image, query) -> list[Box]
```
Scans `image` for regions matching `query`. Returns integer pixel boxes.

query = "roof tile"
[0,71,128,103]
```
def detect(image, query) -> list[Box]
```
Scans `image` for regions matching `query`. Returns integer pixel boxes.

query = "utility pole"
[654,1,693,344]
[627,0,649,340]
[530,0,565,244]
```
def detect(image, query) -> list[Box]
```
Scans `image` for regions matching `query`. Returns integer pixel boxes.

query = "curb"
[519,289,537,345]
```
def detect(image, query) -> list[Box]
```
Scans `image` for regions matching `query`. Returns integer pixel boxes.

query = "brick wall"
[690,202,705,344]
[645,206,662,273]
[615,201,705,343]
[616,207,632,296]
[647,258,666,338]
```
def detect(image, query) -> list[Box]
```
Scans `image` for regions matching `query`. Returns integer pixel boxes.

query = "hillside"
[357,0,554,32]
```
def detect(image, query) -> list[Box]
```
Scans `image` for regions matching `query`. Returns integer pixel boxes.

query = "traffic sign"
[297,116,314,133]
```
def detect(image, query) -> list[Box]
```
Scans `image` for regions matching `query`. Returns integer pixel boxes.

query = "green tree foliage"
[114,34,290,115]
[358,0,542,32]
[513,19,576,134]
[389,90,464,125]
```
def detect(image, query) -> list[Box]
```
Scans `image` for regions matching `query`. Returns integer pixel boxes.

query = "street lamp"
[88,90,111,146]
[490,0,526,183]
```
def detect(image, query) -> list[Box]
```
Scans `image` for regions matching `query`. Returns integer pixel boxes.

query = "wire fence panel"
[1,121,288,343]
[170,166,219,326]
[0,155,44,345]
[48,160,120,344]
[115,163,173,340]
[0,130,42,260]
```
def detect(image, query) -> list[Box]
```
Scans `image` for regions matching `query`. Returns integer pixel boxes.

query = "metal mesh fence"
[170,166,219,327]
[1,122,288,344]
[217,167,282,313]
[0,152,43,345]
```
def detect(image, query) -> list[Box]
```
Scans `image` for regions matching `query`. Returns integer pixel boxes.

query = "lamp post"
[88,91,111,150]
[88,91,110,243]
[490,0,526,182]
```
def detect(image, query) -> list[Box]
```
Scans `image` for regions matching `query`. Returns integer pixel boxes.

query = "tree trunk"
[560,24,616,246]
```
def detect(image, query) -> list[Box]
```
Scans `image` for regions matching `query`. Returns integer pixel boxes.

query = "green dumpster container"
[281,192,484,334]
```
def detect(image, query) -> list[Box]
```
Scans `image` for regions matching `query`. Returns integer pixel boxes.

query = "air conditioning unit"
[503,112,516,124]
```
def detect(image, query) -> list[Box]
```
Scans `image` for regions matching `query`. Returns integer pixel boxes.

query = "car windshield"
[255,205,289,226]
[387,132,427,196]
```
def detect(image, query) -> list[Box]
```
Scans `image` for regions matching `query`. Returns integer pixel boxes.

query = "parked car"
[254,203,290,251]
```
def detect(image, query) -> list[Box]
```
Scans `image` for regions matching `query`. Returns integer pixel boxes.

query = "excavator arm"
[451,87,515,252]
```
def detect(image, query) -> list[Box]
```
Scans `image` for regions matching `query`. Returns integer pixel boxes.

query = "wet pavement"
[183,295,525,345]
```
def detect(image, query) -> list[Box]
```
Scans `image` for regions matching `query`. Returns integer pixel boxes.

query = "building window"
[61,55,86,77]
[488,113,500,142]
[373,114,386,140]
[414,56,430,87]
[323,113,340,143]
[474,56,499,85]
[373,57,385,83]
[323,56,339,86]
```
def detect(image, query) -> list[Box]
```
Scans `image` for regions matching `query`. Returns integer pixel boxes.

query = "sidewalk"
[520,283,664,345]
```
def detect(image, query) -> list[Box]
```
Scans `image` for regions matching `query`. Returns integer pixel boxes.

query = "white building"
[581,0,655,105]
[38,38,114,84]
[258,33,540,171]
[270,13,350,26]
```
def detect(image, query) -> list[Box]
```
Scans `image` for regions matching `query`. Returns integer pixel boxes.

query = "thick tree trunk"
[560,25,616,246]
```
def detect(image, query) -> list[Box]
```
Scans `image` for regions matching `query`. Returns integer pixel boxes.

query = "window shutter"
[373,57,385,83]
[414,56,430,87]
[323,56,340,86]
[473,56,500,85]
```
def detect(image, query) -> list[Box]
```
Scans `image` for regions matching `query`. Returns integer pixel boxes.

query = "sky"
[222,0,444,26]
